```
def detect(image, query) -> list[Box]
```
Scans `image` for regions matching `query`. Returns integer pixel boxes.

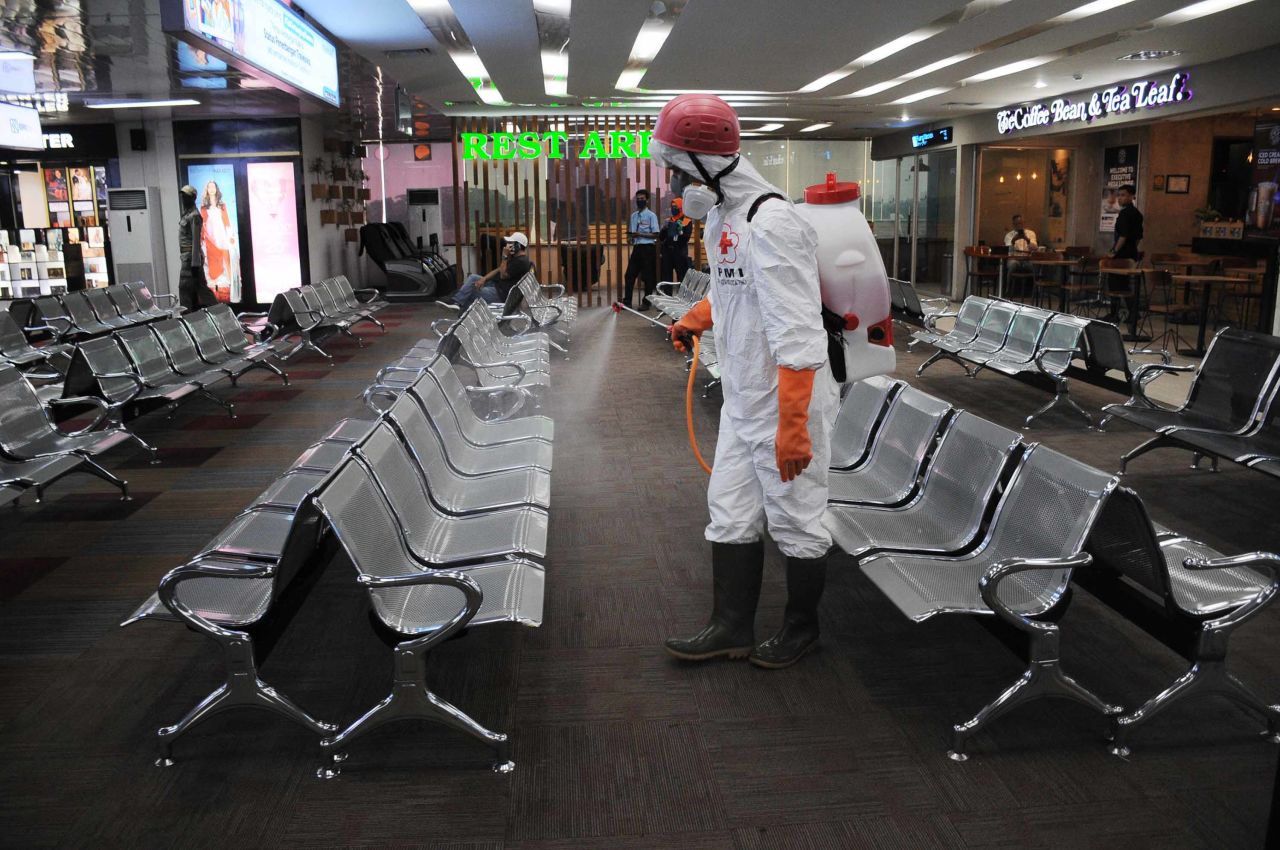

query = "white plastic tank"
[796,172,896,384]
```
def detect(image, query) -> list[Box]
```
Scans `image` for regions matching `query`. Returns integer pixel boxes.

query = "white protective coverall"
[653,140,837,559]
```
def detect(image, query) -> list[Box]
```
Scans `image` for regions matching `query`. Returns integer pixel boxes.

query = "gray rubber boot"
[664,541,765,661]
[749,553,827,669]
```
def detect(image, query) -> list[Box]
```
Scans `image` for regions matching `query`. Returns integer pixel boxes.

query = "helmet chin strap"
[688,152,739,206]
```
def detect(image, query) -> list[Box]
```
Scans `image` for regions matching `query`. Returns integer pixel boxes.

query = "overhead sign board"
[461,130,653,160]
[911,126,952,149]
[996,70,1192,136]
[0,102,43,151]
[162,0,340,107]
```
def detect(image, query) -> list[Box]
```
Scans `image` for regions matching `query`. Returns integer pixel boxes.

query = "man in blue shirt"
[623,189,660,310]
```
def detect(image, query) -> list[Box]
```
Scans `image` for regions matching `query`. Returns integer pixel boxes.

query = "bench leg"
[1190,452,1220,473]
[340,327,366,348]
[318,643,511,778]
[198,389,236,419]
[247,357,290,386]
[75,456,130,501]
[917,349,973,378]
[1024,379,1093,430]
[1118,433,1177,474]
[157,636,335,766]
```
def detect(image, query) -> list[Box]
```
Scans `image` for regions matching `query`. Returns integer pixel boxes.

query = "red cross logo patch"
[717,224,739,265]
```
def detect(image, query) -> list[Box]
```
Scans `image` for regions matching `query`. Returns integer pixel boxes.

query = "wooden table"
[1027,258,1081,311]
[1169,274,1246,356]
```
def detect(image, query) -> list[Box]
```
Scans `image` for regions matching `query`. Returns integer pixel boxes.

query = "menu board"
[1099,144,1140,233]
[1249,118,1280,236]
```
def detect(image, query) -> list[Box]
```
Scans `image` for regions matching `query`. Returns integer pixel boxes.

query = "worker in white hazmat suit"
[656,94,837,669]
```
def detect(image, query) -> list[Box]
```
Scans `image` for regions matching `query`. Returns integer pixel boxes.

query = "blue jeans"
[452,273,502,309]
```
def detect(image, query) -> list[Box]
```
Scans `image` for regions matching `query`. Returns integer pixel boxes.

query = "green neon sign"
[460,130,653,160]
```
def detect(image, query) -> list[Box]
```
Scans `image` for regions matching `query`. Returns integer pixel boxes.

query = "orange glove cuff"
[776,367,816,482]
[670,297,713,352]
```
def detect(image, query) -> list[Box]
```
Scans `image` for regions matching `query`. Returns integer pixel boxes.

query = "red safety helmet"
[653,94,740,156]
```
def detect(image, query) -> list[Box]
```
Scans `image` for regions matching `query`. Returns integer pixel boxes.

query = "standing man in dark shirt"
[1110,185,1143,260]
[439,231,533,310]
[1106,185,1144,326]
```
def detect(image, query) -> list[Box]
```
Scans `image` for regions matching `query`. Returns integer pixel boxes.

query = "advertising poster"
[188,162,242,303]
[1099,144,1139,233]
[1248,118,1280,236]
[246,161,302,303]
[69,167,93,201]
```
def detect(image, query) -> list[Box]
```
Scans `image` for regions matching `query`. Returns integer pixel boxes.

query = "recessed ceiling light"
[1033,80,1048,88]
[1117,49,1183,60]
[85,98,200,109]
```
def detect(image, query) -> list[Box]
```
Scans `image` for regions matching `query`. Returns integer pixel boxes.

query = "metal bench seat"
[455,310,553,373]
[249,471,330,513]
[1144,391,1280,472]
[124,282,182,319]
[406,380,553,472]
[860,444,1122,759]
[322,418,379,444]
[829,376,903,471]
[315,279,386,331]
[893,278,950,329]
[424,356,553,443]
[312,458,543,776]
[95,286,152,324]
[205,304,295,363]
[278,289,339,361]
[824,412,1022,560]
[290,439,353,473]
[1102,328,1280,472]
[108,284,166,322]
[64,291,129,334]
[83,287,142,330]
[910,295,990,351]
[986,314,1093,429]
[333,276,390,313]
[124,561,275,628]
[200,508,297,562]
[307,284,385,335]
[355,424,547,558]
[919,300,1019,377]
[182,311,288,385]
[71,337,195,454]
[1082,489,1280,756]
[0,311,70,367]
[828,387,953,506]
[34,295,101,340]
[117,325,235,417]
[961,306,1052,368]
[385,394,551,510]
[0,452,114,503]
[151,320,244,389]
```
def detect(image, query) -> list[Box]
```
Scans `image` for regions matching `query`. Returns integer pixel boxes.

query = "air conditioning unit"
[107,187,169,296]
[406,188,442,253]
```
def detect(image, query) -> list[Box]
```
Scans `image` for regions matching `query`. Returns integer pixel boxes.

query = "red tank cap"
[804,171,860,204]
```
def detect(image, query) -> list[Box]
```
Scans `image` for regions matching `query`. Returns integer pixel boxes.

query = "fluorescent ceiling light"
[541,50,567,78]
[857,30,939,66]
[1033,79,1048,88]
[545,76,568,97]
[1050,0,1138,23]
[86,98,199,109]
[963,56,1052,83]
[800,71,854,94]
[475,85,506,105]
[409,0,453,13]
[744,123,784,132]
[902,52,975,79]
[890,87,952,104]
[532,0,572,14]
[800,122,833,132]
[1153,0,1254,25]
[449,51,487,79]
[616,68,645,90]
[630,19,671,62]
[848,80,902,98]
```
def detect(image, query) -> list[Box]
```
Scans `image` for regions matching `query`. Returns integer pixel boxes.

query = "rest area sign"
[462,130,653,160]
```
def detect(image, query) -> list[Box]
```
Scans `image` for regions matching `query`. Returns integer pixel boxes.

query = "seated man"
[1004,214,1038,253]
[439,231,533,311]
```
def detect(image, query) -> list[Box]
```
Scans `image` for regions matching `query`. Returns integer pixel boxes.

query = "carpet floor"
[0,303,1276,849]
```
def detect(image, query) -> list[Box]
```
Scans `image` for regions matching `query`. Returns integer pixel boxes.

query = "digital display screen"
[246,161,302,302]
[187,163,243,303]
[169,0,339,107]
[0,101,43,150]
[910,126,952,149]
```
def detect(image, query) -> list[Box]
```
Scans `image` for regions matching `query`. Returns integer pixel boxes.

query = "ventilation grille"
[108,189,148,211]
[407,189,439,205]
[385,47,432,57]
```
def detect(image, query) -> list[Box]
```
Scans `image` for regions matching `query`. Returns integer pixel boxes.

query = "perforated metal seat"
[181,311,288,385]
[291,439,352,473]
[249,471,330,513]
[406,380,553,472]
[200,508,297,561]
[62,291,123,335]
[117,325,235,417]
[206,304,295,362]
[920,300,1018,377]
[425,356,553,442]
[828,387,952,506]
[83,288,138,330]
[34,295,91,340]
[108,284,164,322]
[0,452,107,503]
[150,320,235,389]
[311,458,544,775]
[0,311,70,366]
[124,282,182,319]
[962,307,1051,368]
[386,394,551,510]
[829,376,902,470]
[824,412,1022,560]
[458,303,551,360]
[910,295,990,351]
[860,445,1122,759]
[315,279,385,332]
[322,418,379,444]
[334,276,389,313]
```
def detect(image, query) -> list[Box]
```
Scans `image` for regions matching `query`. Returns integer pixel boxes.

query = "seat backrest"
[1084,485,1171,603]
[107,285,141,316]
[893,280,916,316]
[0,364,55,449]
[76,337,142,404]
[0,312,31,354]
[980,445,1119,616]
[206,304,249,348]
[1037,316,1086,374]
[182,311,229,360]
[424,355,479,417]
[916,410,1023,530]
[1181,328,1280,428]
[387,389,456,475]
[858,386,952,488]
[84,288,123,321]
[1000,308,1052,360]
[116,326,176,385]
[300,287,328,315]
[312,457,421,588]
[948,297,990,341]
[354,421,443,537]
[315,279,343,310]
[973,301,1019,345]
[1081,320,1130,375]
[35,296,72,326]
[276,290,308,328]
[406,379,470,451]
[129,283,161,311]
[830,376,902,469]
[62,292,101,327]
[152,319,205,373]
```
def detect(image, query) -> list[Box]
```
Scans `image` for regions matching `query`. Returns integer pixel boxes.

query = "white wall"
[114,119,180,297]
[300,116,363,285]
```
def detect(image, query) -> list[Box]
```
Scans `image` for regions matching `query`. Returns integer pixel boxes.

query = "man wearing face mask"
[655,94,836,669]
[623,189,660,310]
[660,196,693,283]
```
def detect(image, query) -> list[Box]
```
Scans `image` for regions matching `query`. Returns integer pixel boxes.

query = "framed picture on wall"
[1153,174,1166,192]
[1166,174,1191,194]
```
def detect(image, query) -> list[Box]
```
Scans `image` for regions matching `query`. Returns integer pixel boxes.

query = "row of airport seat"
[260,276,389,361]
[24,282,181,345]
[825,376,1280,759]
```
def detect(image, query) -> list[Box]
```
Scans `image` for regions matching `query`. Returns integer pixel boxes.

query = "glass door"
[871,150,957,292]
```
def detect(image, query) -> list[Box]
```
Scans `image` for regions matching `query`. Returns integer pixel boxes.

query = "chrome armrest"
[1033,345,1080,378]
[374,363,428,382]
[292,307,325,332]
[157,557,277,640]
[656,281,680,295]
[23,322,64,337]
[152,292,179,307]
[430,317,458,337]
[1128,362,1196,409]
[1128,348,1173,367]
[357,569,482,651]
[1184,552,1280,632]
[353,287,383,303]
[540,283,566,299]
[531,303,564,323]
[48,395,111,436]
[463,383,531,419]
[979,552,1092,637]
[362,384,400,415]
[923,310,957,331]
[460,355,527,385]
[496,313,534,335]
[90,370,145,410]
[36,316,76,341]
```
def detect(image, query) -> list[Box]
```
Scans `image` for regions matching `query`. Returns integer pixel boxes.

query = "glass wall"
[975,147,1073,250]
[869,149,957,291]
[740,139,870,201]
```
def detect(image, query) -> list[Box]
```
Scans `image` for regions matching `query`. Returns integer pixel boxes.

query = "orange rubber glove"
[669,297,713,353]
[775,367,816,482]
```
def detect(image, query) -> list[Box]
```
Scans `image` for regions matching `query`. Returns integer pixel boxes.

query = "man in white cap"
[439,231,533,310]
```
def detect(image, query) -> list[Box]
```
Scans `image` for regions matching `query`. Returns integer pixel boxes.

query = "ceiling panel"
[566,0,651,99]
[451,0,545,103]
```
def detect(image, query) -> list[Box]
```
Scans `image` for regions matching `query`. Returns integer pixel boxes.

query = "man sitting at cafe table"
[1004,214,1038,293]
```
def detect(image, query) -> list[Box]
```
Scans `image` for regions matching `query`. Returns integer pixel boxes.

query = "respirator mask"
[667,152,739,221]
